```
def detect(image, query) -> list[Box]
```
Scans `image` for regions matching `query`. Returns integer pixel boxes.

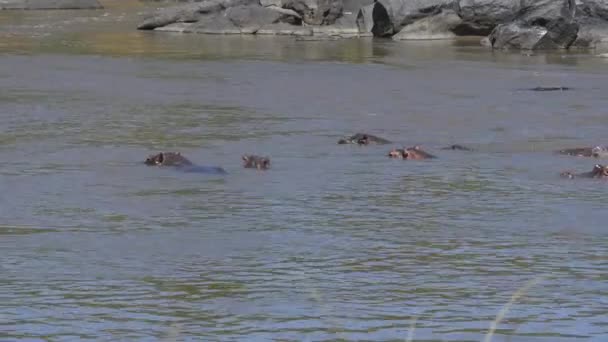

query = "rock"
[260,0,282,6]
[225,5,282,33]
[577,0,608,20]
[0,0,103,9]
[193,14,242,33]
[342,0,372,13]
[181,5,299,34]
[375,0,457,33]
[266,5,302,25]
[312,12,366,37]
[572,16,608,48]
[392,9,462,40]
[573,1,608,49]
[137,0,257,30]
[283,0,343,25]
[457,0,520,35]
[138,2,222,30]
[154,22,196,32]
[371,0,393,36]
[356,3,374,34]
[257,22,313,35]
[488,0,579,50]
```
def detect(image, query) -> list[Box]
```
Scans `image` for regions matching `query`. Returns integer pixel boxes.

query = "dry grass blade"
[483,275,545,342]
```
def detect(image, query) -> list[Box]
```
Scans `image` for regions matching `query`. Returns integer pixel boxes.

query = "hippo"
[527,86,571,92]
[338,133,391,145]
[557,146,608,158]
[144,152,227,174]
[560,164,608,179]
[388,146,436,160]
[242,155,270,170]
[441,144,473,151]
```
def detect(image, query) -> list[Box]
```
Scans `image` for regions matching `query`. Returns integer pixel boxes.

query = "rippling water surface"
[1,2,608,341]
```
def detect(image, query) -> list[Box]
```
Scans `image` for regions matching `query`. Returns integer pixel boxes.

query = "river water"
[1,1,608,341]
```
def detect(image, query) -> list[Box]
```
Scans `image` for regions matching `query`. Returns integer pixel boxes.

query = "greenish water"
[1,2,608,341]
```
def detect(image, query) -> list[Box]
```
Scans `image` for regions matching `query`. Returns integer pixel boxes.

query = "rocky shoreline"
[4,0,608,51]
[135,0,608,50]
[0,0,102,10]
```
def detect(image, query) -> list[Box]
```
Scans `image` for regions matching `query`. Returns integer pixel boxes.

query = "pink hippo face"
[388,146,436,160]
[242,155,270,170]
[145,152,193,167]
[561,164,608,179]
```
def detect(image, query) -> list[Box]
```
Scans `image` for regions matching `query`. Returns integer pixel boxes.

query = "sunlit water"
[1,2,608,341]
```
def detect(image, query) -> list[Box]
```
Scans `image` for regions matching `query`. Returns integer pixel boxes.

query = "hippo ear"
[242,155,249,161]
[157,153,164,165]
[413,145,421,150]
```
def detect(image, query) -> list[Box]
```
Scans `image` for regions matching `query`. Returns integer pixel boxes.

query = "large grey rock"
[375,0,457,33]
[154,22,196,32]
[225,5,282,33]
[191,13,242,33]
[488,0,579,50]
[312,12,367,37]
[257,22,313,34]
[457,0,520,35]
[266,5,302,24]
[283,0,343,25]
[137,0,256,30]
[392,9,462,40]
[0,0,102,9]
[170,5,299,34]
[260,0,282,6]
[356,3,374,33]
[342,0,372,13]
[577,0,608,20]
[572,16,608,48]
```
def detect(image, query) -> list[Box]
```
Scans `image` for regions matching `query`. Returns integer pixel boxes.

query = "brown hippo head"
[242,155,270,170]
[561,164,608,179]
[145,152,193,167]
[338,133,391,145]
[388,146,436,159]
[589,164,608,178]
[557,147,595,157]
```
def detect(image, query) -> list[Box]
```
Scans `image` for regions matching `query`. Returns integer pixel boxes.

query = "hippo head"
[592,146,608,158]
[145,152,166,166]
[561,164,608,179]
[356,135,370,145]
[388,148,406,158]
[388,146,434,159]
[145,152,191,167]
[560,170,576,179]
[242,155,270,170]
[590,164,608,178]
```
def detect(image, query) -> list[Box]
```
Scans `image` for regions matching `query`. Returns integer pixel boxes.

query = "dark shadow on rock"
[371,0,393,37]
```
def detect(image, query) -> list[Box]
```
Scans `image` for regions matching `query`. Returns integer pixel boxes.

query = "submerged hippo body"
[557,146,608,158]
[527,87,572,92]
[388,146,436,160]
[144,152,227,174]
[441,144,473,151]
[338,133,391,145]
[242,155,270,170]
[560,164,608,179]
